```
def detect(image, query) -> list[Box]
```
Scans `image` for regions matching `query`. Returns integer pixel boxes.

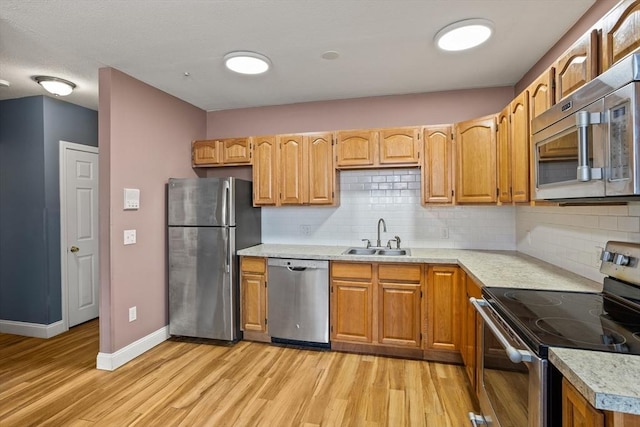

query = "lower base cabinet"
[424,265,462,363]
[563,378,640,427]
[240,257,268,340]
[461,274,482,391]
[331,261,423,356]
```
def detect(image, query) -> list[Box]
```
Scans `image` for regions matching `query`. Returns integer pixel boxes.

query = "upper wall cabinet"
[422,125,453,204]
[455,115,497,204]
[279,132,336,206]
[252,135,279,206]
[335,130,377,168]
[497,106,511,203]
[528,68,555,125]
[336,127,421,169]
[379,127,421,165]
[510,91,530,203]
[192,138,252,167]
[601,0,640,71]
[554,30,598,102]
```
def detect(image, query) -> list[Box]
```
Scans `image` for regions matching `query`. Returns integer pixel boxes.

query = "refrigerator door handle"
[225,228,231,273]
[221,180,230,226]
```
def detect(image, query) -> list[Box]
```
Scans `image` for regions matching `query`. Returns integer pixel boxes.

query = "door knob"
[70,246,79,253]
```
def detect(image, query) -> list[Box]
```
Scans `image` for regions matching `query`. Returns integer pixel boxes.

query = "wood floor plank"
[0,320,479,426]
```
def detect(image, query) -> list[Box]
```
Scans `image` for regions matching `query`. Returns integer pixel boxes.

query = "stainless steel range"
[469,241,640,427]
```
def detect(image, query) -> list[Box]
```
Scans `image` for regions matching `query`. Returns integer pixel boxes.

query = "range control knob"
[600,250,614,262]
[613,253,630,266]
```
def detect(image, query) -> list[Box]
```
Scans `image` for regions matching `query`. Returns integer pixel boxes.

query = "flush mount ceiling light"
[33,76,76,96]
[224,51,271,75]
[435,19,494,52]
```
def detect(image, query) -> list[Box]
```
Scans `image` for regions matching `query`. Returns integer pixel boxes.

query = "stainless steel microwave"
[532,53,640,202]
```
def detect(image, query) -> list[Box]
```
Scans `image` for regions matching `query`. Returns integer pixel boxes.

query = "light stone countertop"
[237,244,640,414]
[549,348,640,415]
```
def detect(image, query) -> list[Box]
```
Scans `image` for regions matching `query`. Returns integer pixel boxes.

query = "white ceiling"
[0,0,596,112]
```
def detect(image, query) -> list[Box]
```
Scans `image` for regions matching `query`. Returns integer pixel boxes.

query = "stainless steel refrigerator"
[167,177,261,341]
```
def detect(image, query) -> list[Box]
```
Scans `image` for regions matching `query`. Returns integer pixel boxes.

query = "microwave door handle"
[470,297,533,364]
[576,111,603,182]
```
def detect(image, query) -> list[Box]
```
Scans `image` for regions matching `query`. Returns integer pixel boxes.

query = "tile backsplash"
[262,169,516,250]
[516,203,640,282]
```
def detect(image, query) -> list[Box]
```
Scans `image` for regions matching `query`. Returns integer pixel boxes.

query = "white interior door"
[63,143,99,327]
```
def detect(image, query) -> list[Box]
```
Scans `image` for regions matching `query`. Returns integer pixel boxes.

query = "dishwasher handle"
[287,266,307,272]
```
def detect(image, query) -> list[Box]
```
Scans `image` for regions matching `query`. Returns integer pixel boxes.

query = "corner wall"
[98,68,206,354]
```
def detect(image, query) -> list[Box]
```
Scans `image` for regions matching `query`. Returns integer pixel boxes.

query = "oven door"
[533,98,606,200]
[470,298,547,427]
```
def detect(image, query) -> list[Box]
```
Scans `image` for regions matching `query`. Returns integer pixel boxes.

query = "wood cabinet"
[331,262,424,353]
[252,135,278,206]
[192,138,252,167]
[563,378,604,427]
[331,262,374,343]
[422,125,453,204]
[379,127,421,165]
[336,127,421,169]
[601,0,640,72]
[461,275,482,392]
[378,264,422,347]
[279,132,335,206]
[240,257,267,335]
[497,106,511,203]
[554,30,598,102]
[455,115,497,203]
[426,265,461,354]
[510,91,530,203]
[529,68,555,125]
[254,132,335,207]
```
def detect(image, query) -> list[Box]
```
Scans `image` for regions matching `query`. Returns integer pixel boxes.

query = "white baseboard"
[0,319,66,338]
[96,326,169,371]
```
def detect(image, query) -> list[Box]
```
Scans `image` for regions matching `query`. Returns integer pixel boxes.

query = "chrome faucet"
[376,218,387,248]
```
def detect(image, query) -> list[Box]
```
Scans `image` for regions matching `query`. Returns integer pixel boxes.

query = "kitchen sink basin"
[345,248,378,255]
[342,247,411,256]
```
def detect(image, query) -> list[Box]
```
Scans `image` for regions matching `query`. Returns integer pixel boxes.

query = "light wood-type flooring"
[0,320,479,426]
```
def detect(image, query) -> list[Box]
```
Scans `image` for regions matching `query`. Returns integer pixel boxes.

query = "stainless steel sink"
[376,249,409,256]
[342,247,411,256]
[345,248,378,255]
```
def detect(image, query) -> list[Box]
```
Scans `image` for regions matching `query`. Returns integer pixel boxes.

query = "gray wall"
[0,96,98,324]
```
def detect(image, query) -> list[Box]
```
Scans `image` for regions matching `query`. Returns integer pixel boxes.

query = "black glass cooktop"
[482,286,640,357]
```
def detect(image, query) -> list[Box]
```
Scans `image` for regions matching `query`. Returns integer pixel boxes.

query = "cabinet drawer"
[331,262,373,280]
[378,264,422,283]
[241,257,266,274]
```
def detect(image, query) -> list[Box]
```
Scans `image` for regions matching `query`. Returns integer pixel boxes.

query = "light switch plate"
[124,229,136,245]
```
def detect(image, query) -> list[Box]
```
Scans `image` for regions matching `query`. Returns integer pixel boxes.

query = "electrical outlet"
[129,306,137,322]
[440,228,449,239]
[124,229,136,245]
[299,225,311,236]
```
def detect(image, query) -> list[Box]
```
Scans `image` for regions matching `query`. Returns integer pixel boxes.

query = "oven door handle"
[471,297,533,364]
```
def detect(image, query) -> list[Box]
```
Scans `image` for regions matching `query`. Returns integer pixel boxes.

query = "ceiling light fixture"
[224,51,271,75]
[33,76,76,96]
[435,19,494,52]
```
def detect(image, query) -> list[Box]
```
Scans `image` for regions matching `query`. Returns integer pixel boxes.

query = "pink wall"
[515,0,619,94]
[206,87,514,138]
[98,68,206,353]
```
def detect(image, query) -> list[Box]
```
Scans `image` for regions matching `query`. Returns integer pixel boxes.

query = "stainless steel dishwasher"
[267,258,329,347]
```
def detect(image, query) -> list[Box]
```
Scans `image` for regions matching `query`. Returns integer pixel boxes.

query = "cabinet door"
[601,0,640,71]
[252,136,279,206]
[307,133,335,205]
[455,116,497,203]
[554,30,598,102]
[379,127,420,165]
[331,280,373,343]
[422,126,453,204]
[192,140,221,166]
[240,257,266,333]
[279,134,305,205]
[461,276,482,391]
[497,106,511,203]
[528,68,555,124]
[222,138,252,164]
[426,266,461,352]
[563,378,604,427]
[335,130,377,168]
[510,91,530,203]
